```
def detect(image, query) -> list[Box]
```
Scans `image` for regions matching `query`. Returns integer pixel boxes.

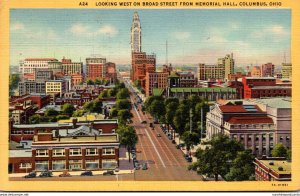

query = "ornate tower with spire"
[131,12,142,53]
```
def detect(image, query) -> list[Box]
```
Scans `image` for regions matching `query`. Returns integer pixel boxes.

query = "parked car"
[59,171,71,177]
[176,143,184,149]
[141,120,147,124]
[39,171,53,178]
[142,163,148,170]
[24,171,36,178]
[149,123,153,127]
[183,154,189,160]
[103,170,114,176]
[80,171,93,176]
[186,157,193,162]
[157,133,161,137]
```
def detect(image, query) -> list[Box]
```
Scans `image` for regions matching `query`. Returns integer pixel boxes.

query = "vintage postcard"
[0,0,299,192]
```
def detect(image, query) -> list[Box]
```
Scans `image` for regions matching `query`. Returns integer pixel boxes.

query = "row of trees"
[29,103,75,124]
[143,95,210,155]
[86,79,110,86]
[133,80,145,94]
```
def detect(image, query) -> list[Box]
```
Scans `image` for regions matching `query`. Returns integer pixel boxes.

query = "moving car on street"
[39,171,53,178]
[80,171,93,176]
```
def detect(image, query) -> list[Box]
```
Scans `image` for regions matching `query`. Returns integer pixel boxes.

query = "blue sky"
[10,9,291,66]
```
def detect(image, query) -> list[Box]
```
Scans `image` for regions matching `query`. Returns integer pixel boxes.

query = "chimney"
[72,118,77,128]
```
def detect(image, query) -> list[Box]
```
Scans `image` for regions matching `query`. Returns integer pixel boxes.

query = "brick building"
[131,52,156,88]
[10,93,51,112]
[9,128,119,173]
[242,77,291,99]
[145,72,169,97]
[86,57,106,81]
[254,157,291,181]
[19,58,58,75]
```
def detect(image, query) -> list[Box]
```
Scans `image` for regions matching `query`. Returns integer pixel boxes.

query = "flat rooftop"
[33,134,119,144]
[247,98,291,109]
[259,160,291,175]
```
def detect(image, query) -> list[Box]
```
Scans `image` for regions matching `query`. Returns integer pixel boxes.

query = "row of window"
[20,159,117,171]
[36,148,115,157]
[12,130,34,134]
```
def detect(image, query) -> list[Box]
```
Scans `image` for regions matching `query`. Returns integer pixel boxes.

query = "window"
[24,130,34,134]
[86,148,98,156]
[19,163,32,169]
[53,149,65,157]
[35,161,49,171]
[36,149,48,157]
[280,136,284,141]
[85,160,99,170]
[69,148,82,156]
[102,148,115,155]
[102,159,117,169]
[12,130,22,134]
[69,160,82,170]
[286,136,290,141]
[52,160,66,171]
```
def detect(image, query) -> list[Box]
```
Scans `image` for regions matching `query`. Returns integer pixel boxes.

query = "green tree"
[29,114,41,124]
[116,99,131,110]
[72,109,85,117]
[9,74,20,90]
[95,79,102,85]
[110,108,118,118]
[225,150,255,181]
[148,99,165,121]
[56,115,70,121]
[99,90,109,99]
[44,108,59,117]
[61,103,75,117]
[117,125,138,162]
[92,99,103,113]
[117,109,133,125]
[165,102,178,138]
[189,134,244,181]
[181,131,200,156]
[116,88,130,99]
[164,97,179,106]
[87,80,94,85]
[271,143,288,158]
[109,88,117,97]
[83,101,94,112]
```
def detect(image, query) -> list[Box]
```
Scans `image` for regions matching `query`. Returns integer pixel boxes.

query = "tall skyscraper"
[218,53,235,80]
[131,12,142,53]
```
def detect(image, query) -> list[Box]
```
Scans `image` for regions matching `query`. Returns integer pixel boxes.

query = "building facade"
[242,77,291,99]
[281,63,292,79]
[61,57,83,75]
[251,66,261,77]
[130,11,142,53]
[86,57,107,81]
[261,63,275,77]
[145,72,169,97]
[254,157,291,181]
[19,58,59,75]
[218,53,235,80]
[131,52,156,88]
[198,64,225,81]
[18,80,46,96]
[46,80,66,97]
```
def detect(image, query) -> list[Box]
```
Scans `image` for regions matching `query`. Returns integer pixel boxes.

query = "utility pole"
[200,107,203,139]
[189,108,193,133]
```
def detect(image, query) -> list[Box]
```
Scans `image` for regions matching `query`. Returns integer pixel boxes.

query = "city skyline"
[10,9,291,66]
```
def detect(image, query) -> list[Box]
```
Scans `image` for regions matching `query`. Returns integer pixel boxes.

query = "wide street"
[125,79,203,181]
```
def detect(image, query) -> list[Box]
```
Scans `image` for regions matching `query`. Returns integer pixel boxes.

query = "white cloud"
[98,25,118,36]
[11,22,25,31]
[251,25,288,38]
[271,25,286,35]
[69,23,118,37]
[173,31,191,40]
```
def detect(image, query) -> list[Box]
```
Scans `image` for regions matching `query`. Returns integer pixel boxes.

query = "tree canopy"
[188,134,253,181]
[117,125,138,162]
[61,103,75,117]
